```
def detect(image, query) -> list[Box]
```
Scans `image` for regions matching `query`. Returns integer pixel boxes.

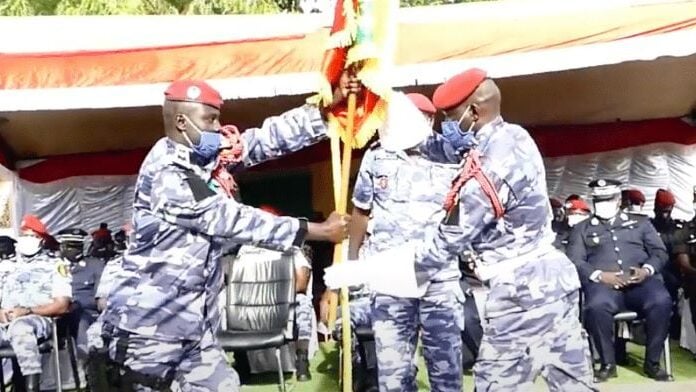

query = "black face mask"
[62,247,83,262]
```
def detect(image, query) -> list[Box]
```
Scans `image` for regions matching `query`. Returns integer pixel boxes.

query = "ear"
[470,103,480,121]
[175,114,187,132]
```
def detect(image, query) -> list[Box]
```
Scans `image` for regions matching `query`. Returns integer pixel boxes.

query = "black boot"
[87,350,113,392]
[363,367,379,392]
[593,364,617,383]
[24,374,40,392]
[295,349,311,382]
[644,362,671,382]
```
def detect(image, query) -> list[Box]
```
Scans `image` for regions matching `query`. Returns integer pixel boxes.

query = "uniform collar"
[472,116,504,152]
[166,138,215,179]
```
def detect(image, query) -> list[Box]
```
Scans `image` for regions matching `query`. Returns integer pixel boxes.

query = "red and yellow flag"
[311,0,398,149]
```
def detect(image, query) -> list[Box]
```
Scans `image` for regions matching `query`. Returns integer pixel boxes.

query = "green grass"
[240,341,696,391]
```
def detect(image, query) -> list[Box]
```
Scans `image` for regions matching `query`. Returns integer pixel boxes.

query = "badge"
[186,86,201,100]
[378,176,388,190]
[56,264,70,278]
[591,233,600,244]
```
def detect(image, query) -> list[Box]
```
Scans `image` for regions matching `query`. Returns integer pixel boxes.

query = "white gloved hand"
[323,259,370,289]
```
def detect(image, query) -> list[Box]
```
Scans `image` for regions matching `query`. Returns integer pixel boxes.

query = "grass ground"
[240,341,696,391]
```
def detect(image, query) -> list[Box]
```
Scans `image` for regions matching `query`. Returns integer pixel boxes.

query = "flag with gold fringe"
[310,0,398,149]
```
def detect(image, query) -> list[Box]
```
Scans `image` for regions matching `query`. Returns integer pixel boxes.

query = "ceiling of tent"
[1,53,695,161]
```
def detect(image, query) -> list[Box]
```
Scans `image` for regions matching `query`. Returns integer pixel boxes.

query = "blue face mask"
[440,107,477,153]
[182,116,222,164]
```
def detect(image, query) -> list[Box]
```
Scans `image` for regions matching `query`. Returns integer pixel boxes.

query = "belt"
[476,245,557,282]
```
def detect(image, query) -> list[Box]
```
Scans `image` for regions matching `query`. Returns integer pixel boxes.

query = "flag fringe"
[327,98,387,149]
[326,0,358,49]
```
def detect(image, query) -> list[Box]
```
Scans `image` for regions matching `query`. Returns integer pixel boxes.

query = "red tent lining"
[16,118,695,184]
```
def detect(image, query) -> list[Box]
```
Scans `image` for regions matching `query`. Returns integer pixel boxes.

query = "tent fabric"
[1,1,695,111]
[2,1,695,90]
[12,118,696,233]
[13,142,694,234]
[14,175,135,236]
[545,142,696,221]
[14,118,695,183]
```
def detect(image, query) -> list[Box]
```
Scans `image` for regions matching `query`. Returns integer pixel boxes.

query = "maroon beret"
[624,189,646,205]
[164,80,223,110]
[432,68,487,111]
[655,189,676,209]
[406,93,436,115]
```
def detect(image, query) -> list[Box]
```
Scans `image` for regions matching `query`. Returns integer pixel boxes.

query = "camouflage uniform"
[418,118,596,391]
[295,293,313,342]
[0,254,72,376]
[101,104,327,391]
[353,143,463,392]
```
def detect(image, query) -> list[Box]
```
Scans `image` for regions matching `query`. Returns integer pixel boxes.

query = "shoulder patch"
[56,263,70,278]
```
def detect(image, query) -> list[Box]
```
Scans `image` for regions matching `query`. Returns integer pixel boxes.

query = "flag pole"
[338,92,357,392]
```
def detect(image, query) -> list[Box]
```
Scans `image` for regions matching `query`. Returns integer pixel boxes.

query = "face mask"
[440,106,477,154]
[62,247,83,262]
[594,200,619,220]
[181,115,222,164]
[567,214,589,227]
[16,236,42,257]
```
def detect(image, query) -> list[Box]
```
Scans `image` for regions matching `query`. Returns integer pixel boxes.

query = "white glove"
[324,242,427,299]
[324,259,370,289]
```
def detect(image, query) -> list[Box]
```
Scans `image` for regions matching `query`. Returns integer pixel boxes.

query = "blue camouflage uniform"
[417,117,596,391]
[0,254,72,376]
[101,104,327,391]
[566,212,671,370]
[353,143,463,392]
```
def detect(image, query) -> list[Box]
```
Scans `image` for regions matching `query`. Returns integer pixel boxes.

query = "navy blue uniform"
[566,212,671,367]
[67,257,105,357]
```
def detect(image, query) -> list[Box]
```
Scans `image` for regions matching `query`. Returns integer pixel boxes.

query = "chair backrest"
[225,245,296,333]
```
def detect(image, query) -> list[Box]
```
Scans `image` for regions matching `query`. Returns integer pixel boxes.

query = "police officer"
[348,92,463,392]
[56,228,105,361]
[550,198,565,234]
[100,77,354,391]
[674,186,696,359]
[621,189,647,215]
[88,228,132,392]
[651,189,689,338]
[327,68,596,391]
[0,215,72,391]
[553,198,592,253]
[566,179,672,382]
[0,235,17,296]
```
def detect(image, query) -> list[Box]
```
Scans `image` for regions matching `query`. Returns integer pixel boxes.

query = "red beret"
[21,214,47,237]
[655,189,676,209]
[259,204,282,216]
[164,80,223,110]
[623,189,646,205]
[432,68,487,111]
[549,198,563,209]
[565,199,591,213]
[406,93,436,115]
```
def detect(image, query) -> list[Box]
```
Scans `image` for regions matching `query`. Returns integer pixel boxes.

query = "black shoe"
[644,364,671,381]
[295,349,311,382]
[593,364,617,383]
[24,374,40,392]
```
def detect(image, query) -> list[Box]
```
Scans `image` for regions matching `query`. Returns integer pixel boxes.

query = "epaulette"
[170,143,195,171]
[626,213,649,222]
[368,140,381,150]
